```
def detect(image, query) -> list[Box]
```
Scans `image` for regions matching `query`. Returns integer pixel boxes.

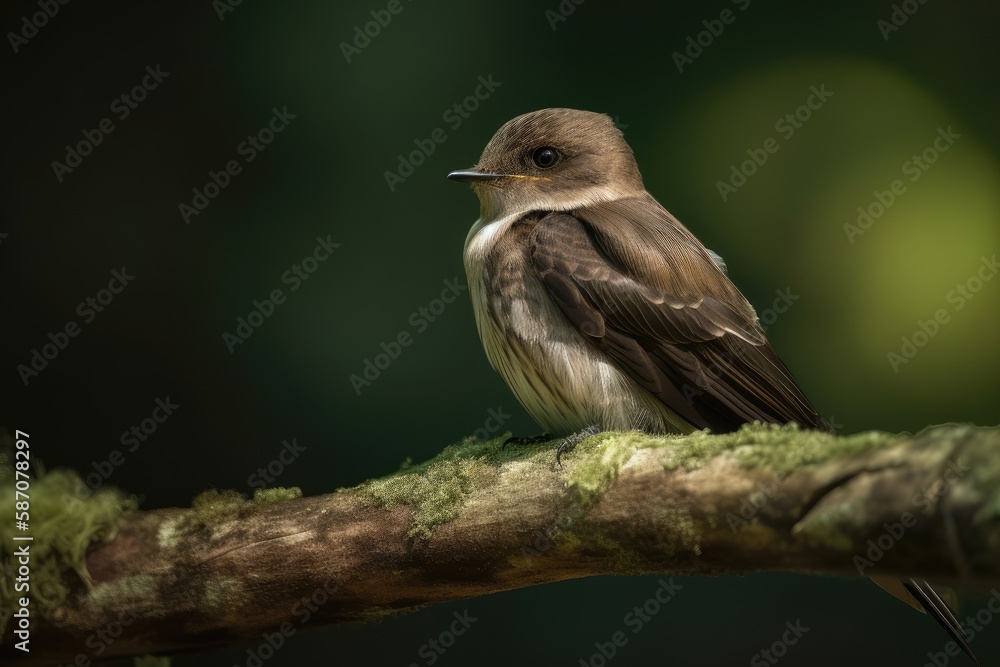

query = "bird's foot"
[502,433,552,450]
[555,425,601,467]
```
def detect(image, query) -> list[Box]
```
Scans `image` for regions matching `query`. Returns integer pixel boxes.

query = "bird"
[447,107,976,663]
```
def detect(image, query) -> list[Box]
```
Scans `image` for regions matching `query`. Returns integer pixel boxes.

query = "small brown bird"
[448,107,975,663]
[450,108,830,440]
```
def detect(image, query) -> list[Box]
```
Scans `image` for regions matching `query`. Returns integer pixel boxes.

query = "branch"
[2,423,999,665]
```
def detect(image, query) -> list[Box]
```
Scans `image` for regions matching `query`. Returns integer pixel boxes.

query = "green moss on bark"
[0,464,136,632]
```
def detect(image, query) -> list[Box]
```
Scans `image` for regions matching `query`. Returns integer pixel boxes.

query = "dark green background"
[3,0,999,665]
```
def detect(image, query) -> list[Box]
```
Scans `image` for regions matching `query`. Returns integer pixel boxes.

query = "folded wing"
[528,196,831,433]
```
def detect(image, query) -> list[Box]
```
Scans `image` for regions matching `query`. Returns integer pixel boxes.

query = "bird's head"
[448,108,645,220]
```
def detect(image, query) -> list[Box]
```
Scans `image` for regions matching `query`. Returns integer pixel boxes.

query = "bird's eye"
[531,146,560,169]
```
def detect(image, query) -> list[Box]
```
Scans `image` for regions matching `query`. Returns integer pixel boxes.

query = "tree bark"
[3,423,999,665]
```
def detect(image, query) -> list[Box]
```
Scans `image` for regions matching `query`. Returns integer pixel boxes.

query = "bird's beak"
[447,169,505,183]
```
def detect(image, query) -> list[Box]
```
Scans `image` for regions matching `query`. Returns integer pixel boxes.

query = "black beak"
[447,170,505,182]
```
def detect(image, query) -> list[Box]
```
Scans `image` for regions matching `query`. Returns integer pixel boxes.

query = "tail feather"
[901,579,978,665]
[869,574,926,613]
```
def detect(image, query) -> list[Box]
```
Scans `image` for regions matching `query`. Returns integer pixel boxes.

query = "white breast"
[463,214,689,437]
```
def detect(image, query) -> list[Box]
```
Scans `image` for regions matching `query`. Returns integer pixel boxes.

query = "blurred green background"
[3,0,999,665]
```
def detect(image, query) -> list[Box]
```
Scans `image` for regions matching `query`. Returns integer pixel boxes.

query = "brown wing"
[528,195,831,433]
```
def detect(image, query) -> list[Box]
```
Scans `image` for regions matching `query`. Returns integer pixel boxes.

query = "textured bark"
[2,423,999,665]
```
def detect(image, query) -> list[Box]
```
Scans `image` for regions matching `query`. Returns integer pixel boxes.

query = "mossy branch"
[3,423,1000,665]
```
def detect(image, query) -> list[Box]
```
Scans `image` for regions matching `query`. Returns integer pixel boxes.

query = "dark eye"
[531,146,560,169]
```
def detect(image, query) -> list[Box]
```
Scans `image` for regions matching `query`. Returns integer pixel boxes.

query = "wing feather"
[529,197,831,433]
